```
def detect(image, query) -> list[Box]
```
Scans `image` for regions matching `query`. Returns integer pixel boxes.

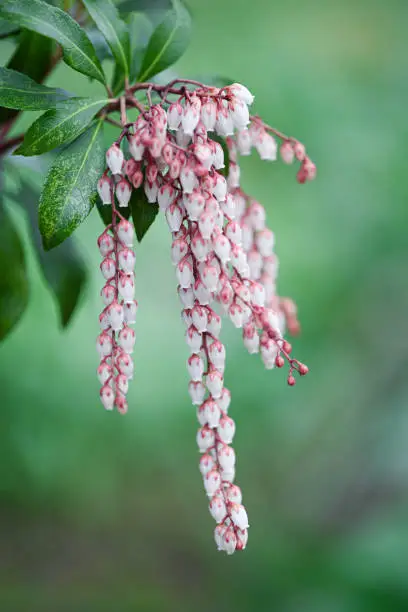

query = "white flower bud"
[217,387,231,413]
[158,183,176,211]
[186,325,202,353]
[128,134,145,160]
[116,219,134,246]
[207,310,222,337]
[100,384,115,410]
[115,373,129,395]
[236,129,252,155]
[100,257,116,280]
[228,83,254,105]
[199,453,215,476]
[118,274,135,302]
[106,144,124,175]
[118,326,135,353]
[222,527,237,555]
[178,286,195,308]
[108,302,124,331]
[198,211,216,241]
[218,416,235,444]
[171,237,189,265]
[218,444,236,471]
[226,484,242,504]
[204,469,221,497]
[201,100,217,131]
[193,278,211,305]
[202,265,219,292]
[230,503,249,530]
[96,331,113,357]
[181,95,201,135]
[191,304,208,333]
[167,101,183,130]
[115,178,132,207]
[209,496,227,523]
[177,258,193,288]
[230,98,250,129]
[97,175,112,204]
[197,426,215,452]
[123,300,138,324]
[256,228,275,257]
[227,161,240,189]
[212,173,227,202]
[97,361,112,385]
[116,352,134,378]
[118,248,136,273]
[187,354,205,382]
[144,179,159,204]
[188,380,206,406]
[206,369,224,399]
[204,398,221,428]
[98,231,114,257]
[191,232,209,262]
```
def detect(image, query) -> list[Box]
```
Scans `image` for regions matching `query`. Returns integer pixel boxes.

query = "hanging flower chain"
[95,80,315,555]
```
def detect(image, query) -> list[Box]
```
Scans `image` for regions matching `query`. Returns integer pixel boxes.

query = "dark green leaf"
[0,30,55,124]
[96,200,131,226]
[138,0,191,82]
[211,133,230,177]
[15,97,108,156]
[13,178,87,327]
[0,18,19,38]
[0,0,105,84]
[0,67,68,110]
[86,28,113,63]
[129,187,158,242]
[0,201,29,341]
[83,0,130,78]
[119,0,172,26]
[39,119,105,250]
[112,12,152,94]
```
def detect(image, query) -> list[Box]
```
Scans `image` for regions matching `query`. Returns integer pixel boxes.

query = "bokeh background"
[1,0,408,610]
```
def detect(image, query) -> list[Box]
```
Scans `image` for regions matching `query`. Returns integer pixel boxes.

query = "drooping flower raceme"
[96,81,315,554]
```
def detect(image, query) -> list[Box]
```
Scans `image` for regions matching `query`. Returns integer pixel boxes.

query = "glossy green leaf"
[0,0,105,84]
[0,18,19,38]
[138,0,191,82]
[112,12,152,94]
[0,30,56,124]
[15,97,108,156]
[0,67,68,111]
[14,178,87,327]
[0,201,29,341]
[39,120,105,250]
[129,187,158,242]
[119,0,171,26]
[83,0,130,78]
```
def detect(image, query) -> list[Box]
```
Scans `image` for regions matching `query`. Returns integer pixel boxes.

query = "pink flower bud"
[180,166,198,194]
[157,183,176,211]
[115,178,132,208]
[215,105,234,136]
[171,237,189,265]
[106,144,124,175]
[254,130,277,161]
[208,340,226,369]
[100,384,115,410]
[116,352,134,378]
[228,83,254,105]
[166,201,184,232]
[123,300,138,324]
[98,231,114,257]
[167,101,183,130]
[149,137,163,158]
[181,95,201,135]
[209,496,227,523]
[219,281,234,307]
[227,161,240,189]
[220,193,235,220]
[230,503,249,530]
[191,304,208,333]
[230,98,250,129]
[97,361,112,385]
[178,286,195,309]
[197,425,215,452]
[176,257,193,288]
[97,175,112,204]
[222,527,237,555]
[200,99,217,131]
[186,325,202,353]
[201,265,219,292]
[115,392,128,414]
[225,221,242,246]
[212,233,231,264]
[204,398,221,428]
[118,273,135,302]
[128,133,145,160]
[194,143,212,170]
[226,484,242,504]
[118,325,135,353]
[144,179,159,204]
[131,169,143,189]
[188,380,206,405]
[198,211,216,240]
[193,278,211,305]
[116,219,134,247]
[214,524,227,550]
[204,468,222,497]
[293,141,306,161]
[243,322,260,354]
[100,257,116,280]
[99,308,110,330]
[236,528,248,550]
[206,369,224,398]
[218,416,236,444]
[108,301,124,331]
[207,309,222,337]
[199,452,215,476]
[304,159,316,180]
[280,140,295,164]
[184,189,205,221]
[191,231,209,262]
[96,331,113,357]
[187,354,205,382]
[115,373,129,395]
[236,129,252,155]
[118,248,136,273]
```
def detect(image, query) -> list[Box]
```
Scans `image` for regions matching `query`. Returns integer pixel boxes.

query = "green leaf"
[0,18,19,38]
[119,0,172,26]
[83,0,130,78]
[138,0,191,82]
[0,201,29,341]
[15,97,108,156]
[0,30,56,124]
[0,0,105,84]
[112,12,152,95]
[39,119,105,250]
[129,187,159,242]
[0,66,68,111]
[96,200,131,226]
[14,178,87,327]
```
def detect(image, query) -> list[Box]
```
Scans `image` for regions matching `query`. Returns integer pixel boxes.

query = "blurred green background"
[1,0,408,610]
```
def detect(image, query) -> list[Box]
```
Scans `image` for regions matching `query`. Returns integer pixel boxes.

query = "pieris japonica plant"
[0,0,315,554]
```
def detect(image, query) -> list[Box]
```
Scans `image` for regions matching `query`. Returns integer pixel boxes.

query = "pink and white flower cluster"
[96,155,138,415]
[95,81,314,553]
